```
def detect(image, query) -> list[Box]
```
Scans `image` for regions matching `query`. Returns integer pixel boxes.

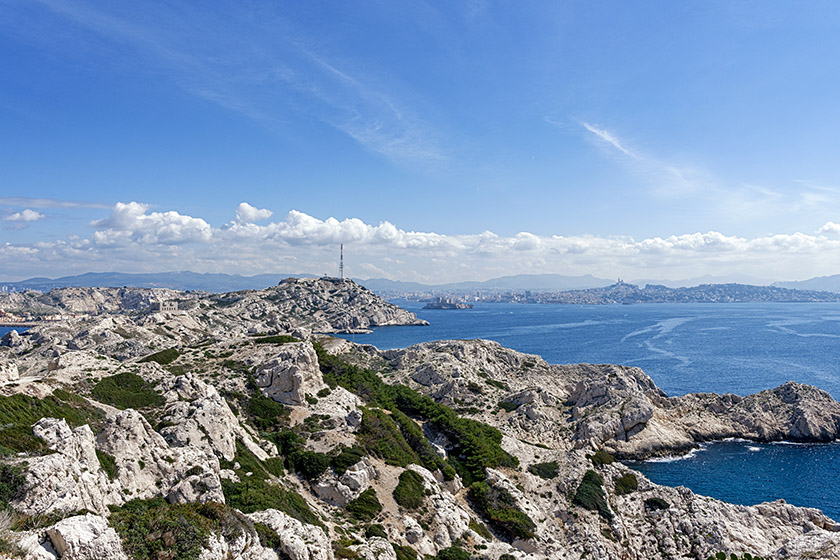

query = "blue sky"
[3,1,840,283]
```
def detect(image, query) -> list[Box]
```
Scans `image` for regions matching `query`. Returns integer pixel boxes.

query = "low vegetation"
[589,450,615,466]
[573,470,611,519]
[109,498,251,560]
[614,472,638,495]
[393,469,426,509]
[96,450,118,480]
[314,342,516,485]
[345,488,382,521]
[527,461,559,479]
[91,372,165,410]
[467,481,536,541]
[253,335,299,345]
[644,497,670,511]
[138,347,180,365]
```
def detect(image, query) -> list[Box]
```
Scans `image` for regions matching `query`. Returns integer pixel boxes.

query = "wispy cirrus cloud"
[26,1,447,167]
[580,121,637,158]
[0,197,109,209]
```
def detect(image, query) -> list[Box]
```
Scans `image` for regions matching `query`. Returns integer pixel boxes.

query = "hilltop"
[0,279,838,559]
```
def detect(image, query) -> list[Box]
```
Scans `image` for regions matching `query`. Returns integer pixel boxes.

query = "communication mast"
[339,244,344,281]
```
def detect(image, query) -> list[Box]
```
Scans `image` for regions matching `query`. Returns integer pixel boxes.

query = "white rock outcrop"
[45,514,128,560]
[96,409,224,504]
[313,458,377,506]
[15,418,119,516]
[253,342,327,406]
[247,509,333,560]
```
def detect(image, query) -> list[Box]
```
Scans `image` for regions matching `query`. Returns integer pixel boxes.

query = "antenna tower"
[339,244,344,281]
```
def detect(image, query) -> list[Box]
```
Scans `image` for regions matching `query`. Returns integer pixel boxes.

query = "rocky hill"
[0,283,838,559]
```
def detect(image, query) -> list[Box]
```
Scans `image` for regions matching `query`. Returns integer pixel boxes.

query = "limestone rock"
[313,458,377,506]
[0,360,19,382]
[247,509,334,560]
[45,514,128,560]
[253,342,327,406]
[159,373,270,462]
[350,536,397,560]
[96,409,224,504]
[15,418,119,516]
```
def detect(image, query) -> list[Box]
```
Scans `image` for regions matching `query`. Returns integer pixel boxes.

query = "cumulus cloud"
[90,202,212,246]
[4,209,45,222]
[235,202,273,224]
[6,201,840,283]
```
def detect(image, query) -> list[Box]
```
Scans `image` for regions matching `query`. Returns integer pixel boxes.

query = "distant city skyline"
[3,2,840,282]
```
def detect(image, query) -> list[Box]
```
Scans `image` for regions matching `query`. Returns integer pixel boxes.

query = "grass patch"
[393,469,425,510]
[345,488,382,521]
[614,473,638,495]
[91,372,165,410]
[573,470,611,519]
[437,546,470,560]
[527,461,559,479]
[138,347,180,365]
[0,393,104,454]
[109,498,250,560]
[467,481,536,541]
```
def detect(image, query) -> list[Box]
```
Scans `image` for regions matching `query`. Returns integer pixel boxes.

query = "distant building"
[153,301,179,312]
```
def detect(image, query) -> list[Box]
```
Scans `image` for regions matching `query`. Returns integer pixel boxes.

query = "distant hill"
[631,273,772,288]
[357,273,613,294]
[0,271,316,293]
[773,275,840,293]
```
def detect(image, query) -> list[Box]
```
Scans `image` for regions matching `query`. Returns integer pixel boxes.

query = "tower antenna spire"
[340,244,344,281]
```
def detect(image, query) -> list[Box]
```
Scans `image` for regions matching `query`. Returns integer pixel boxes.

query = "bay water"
[337,301,840,520]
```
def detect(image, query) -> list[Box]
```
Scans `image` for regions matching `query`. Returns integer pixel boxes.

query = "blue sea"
[337,301,840,520]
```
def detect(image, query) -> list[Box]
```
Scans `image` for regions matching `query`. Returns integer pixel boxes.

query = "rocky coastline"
[0,281,838,559]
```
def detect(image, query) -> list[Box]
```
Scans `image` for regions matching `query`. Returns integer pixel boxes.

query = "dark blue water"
[0,327,18,338]
[339,301,840,519]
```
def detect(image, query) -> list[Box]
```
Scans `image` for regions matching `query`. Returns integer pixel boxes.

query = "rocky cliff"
[0,291,837,559]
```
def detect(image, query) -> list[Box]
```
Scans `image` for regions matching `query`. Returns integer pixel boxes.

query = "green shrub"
[0,463,27,507]
[96,450,118,481]
[589,450,615,466]
[499,555,516,560]
[357,408,418,467]
[573,470,611,519]
[527,461,559,479]
[317,388,331,398]
[644,497,670,511]
[345,488,382,521]
[436,546,470,560]
[393,545,418,560]
[469,517,492,540]
[254,521,283,550]
[245,392,288,432]
[138,347,180,365]
[330,445,366,475]
[290,450,331,480]
[364,524,387,538]
[222,478,322,526]
[91,372,165,410]
[497,401,518,412]
[313,342,515,485]
[393,469,425,510]
[254,335,299,345]
[467,481,536,541]
[614,473,638,495]
[109,498,250,560]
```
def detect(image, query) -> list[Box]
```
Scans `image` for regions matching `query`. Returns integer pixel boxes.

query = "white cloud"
[90,202,212,246]
[5,201,840,283]
[235,202,273,224]
[4,209,45,222]
[580,121,637,158]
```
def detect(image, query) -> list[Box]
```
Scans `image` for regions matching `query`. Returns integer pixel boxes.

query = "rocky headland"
[0,280,838,559]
